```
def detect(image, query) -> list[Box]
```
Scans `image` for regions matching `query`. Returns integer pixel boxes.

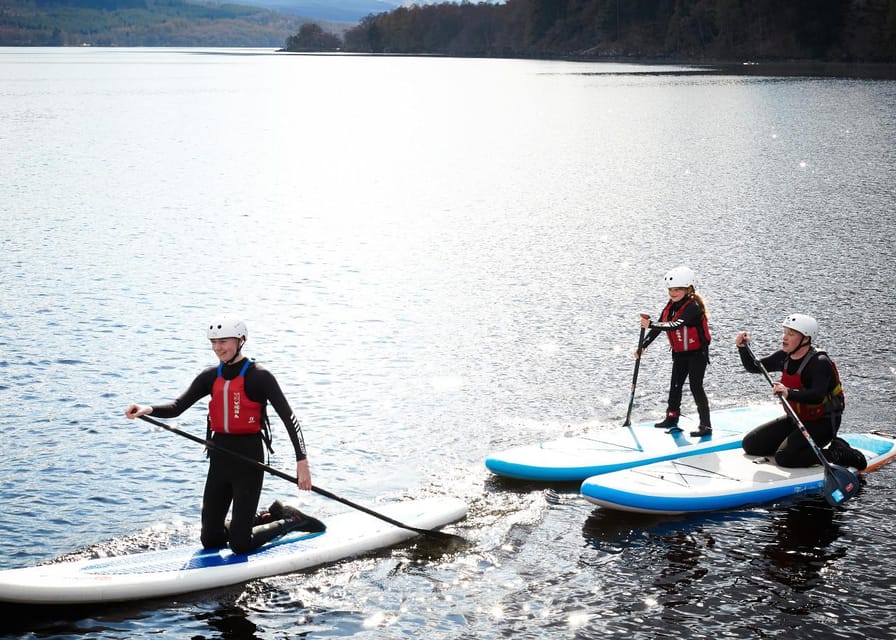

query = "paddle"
[138,415,464,542]
[742,342,859,507]
[623,318,648,428]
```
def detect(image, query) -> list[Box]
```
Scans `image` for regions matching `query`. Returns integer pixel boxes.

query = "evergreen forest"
[330,0,896,62]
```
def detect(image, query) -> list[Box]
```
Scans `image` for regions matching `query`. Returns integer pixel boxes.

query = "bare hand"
[772,382,789,398]
[124,404,152,419]
[296,459,312,491]
[735,331,750,347]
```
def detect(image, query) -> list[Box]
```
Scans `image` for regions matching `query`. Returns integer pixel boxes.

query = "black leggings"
[667,349,710,425]
[741,413,841,468]
[201,433,265,554]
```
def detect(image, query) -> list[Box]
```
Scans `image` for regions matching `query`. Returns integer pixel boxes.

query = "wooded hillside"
[0,0,307,46]
[337,0,896,62]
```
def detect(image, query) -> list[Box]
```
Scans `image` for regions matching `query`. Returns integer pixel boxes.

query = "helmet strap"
[786,335,810,356]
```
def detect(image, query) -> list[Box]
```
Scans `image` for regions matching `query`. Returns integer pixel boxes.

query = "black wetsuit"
[641,298,711,426]
[738,347,841,467]
[149,357,307,553]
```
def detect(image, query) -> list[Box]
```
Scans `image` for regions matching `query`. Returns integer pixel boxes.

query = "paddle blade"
[822,464,860,506]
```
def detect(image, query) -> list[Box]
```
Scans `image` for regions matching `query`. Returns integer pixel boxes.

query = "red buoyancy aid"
[208,359,263,434]
[661,298,711,353]
[779,348,845,422]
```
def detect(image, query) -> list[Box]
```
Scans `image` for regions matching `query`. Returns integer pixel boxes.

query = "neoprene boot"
[691,406,712,437]
[654,410,680,429]
[250,519,301,549]
[269,500,327,533]
[825,437,867,470]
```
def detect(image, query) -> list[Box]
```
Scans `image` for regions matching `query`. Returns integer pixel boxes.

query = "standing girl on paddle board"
[125,318,324,555]
[736,314,866,469]
[636,266,712,437]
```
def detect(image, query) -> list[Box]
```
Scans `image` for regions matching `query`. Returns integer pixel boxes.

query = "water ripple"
[2,49,895,640]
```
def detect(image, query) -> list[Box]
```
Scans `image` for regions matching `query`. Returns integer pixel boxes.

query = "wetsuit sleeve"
[150,368,216,419]
[250,367,308,461]
[788,354,834,405]
[648,301,703,332]
[640,327,662,350]
[739,347,786,374]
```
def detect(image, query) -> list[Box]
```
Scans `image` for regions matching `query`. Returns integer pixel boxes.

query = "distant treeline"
[0,0,306,46]
[319,0,896,62]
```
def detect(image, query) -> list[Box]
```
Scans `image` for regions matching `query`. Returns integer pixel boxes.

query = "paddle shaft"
[623,322,648,427]
[138,415,458,540]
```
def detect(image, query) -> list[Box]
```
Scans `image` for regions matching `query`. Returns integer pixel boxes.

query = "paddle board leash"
[743,341,859,506]
[139,415,465,542]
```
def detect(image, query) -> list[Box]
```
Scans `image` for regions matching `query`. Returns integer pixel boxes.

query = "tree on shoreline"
[333,0,896,63]
[283,22,340,51]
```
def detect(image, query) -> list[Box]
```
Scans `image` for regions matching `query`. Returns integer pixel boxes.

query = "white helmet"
[207,318,248,341]
[663,266,696,289]
[782,313,817,340]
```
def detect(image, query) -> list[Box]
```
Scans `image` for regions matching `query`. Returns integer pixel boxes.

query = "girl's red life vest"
[208,359,263,435]
[661,298,711,353]
[779,348,846,422]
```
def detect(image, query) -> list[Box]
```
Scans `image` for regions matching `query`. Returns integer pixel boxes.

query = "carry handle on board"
[138,415,464,542]
[742,341,859,506]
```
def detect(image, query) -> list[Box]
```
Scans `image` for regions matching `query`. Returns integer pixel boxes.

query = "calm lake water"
[1,47,895,639]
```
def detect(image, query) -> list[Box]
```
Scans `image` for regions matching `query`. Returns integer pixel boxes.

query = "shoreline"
[10,45,896,79]
[276,48,896,79]
[590,59,896,80]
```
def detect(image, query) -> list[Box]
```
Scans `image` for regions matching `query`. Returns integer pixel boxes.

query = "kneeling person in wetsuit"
[735,313,866,470]
[125,318,324,554]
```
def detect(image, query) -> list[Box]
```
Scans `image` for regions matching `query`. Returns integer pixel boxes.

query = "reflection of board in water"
[763,499,844,591]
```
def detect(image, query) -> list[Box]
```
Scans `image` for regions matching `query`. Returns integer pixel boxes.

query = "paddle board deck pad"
[0,496,467,605]
[580,432,896,514]
[485,404,785,481]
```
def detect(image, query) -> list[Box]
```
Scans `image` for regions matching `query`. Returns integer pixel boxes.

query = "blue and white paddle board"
[580,432,896,514]
[485,404,785,482]
[0,496,467,605]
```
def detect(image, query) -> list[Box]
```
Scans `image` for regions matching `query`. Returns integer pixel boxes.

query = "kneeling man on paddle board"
[735,314,866,470]
[125,318,324,554]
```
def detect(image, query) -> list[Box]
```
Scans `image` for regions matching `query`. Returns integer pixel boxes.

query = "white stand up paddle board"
[486,404,785,482]
[580,432,896,514]
[0,496,467,605]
